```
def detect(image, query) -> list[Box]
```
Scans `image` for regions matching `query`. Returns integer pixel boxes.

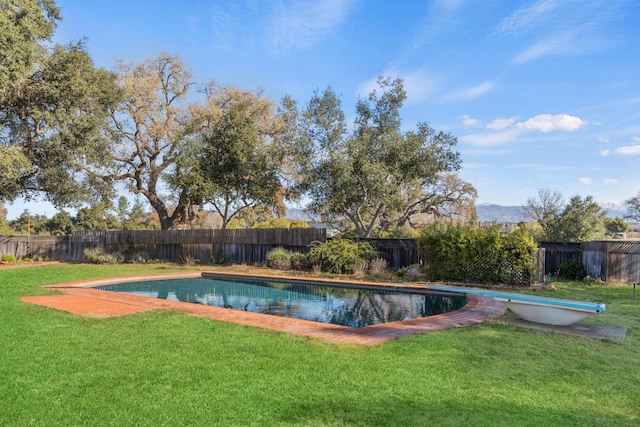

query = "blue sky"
[6,0,640,219]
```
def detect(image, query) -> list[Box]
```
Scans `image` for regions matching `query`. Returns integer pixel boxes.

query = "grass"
[1,263,639,426]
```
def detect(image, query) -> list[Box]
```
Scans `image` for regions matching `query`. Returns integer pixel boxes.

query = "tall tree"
[46,209,74,235]
[1,0,120,206]
[293,76,465,238]
[0,0,60,90]
[1,41,121,204]
[107,53,195,230]
[176,84,282,229]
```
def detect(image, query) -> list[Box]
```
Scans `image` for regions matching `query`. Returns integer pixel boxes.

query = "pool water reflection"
[96,276,466,328]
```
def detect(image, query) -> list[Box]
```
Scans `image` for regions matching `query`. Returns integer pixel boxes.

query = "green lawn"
[2,263,639,426]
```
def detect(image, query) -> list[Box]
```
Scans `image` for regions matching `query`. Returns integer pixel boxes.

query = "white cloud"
[460,115,483,127]
[515,114,587,132]
[512,30,587,65]
[578,177,592,185]
[497,0,559,34]
[487,118,516,130]
[267,0,355,52]
[444,81,495,101]
[604,178,619,185]
[600,150,610,157]
[459,128,521,147]
[615,145,640,156]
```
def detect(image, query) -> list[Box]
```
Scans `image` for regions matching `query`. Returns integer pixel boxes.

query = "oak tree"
[293,76,466,238]
[176,84,282,229]
[107,53,195,230]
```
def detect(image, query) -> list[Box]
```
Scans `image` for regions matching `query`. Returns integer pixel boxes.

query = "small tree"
[524,189,606,242]
[624,192,640,223]
[605,217,629,234]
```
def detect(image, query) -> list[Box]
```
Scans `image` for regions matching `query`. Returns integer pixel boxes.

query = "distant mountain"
[599,202,628,219]
[476,204,528,223]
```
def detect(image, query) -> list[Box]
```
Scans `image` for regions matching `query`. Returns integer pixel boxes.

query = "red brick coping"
[21,272,506,346]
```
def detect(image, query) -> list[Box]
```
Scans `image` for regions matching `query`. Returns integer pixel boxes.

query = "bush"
[557,260,586,280]
[289,253,308,270]
[419,224,537,286]
[369,257,388,275]
[266,247,293,270]
[307,238,377,274]
[83,247,124,264]
[1,254,17,264]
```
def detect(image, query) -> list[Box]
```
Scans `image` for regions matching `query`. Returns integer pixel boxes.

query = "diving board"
[429,285,606,326]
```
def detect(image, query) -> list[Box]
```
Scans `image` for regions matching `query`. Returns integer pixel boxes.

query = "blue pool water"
[96,275,466,327]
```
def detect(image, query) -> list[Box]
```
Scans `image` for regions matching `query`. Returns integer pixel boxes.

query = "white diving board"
[429,285,606,326]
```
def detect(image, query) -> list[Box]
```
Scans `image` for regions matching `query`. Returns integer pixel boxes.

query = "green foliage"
[75,203,119,230]
[583,275,606,285]
[265,247,309,270]
[307,238,377,274]
[0,0,60,90]
[253,218,309,229]
[265,247,294,270]
[1,40,121,205]
[525,189,607,242]
[176,84,282,230]
[46,209,74,235]
[82,247,124,264]
[1,254,17,264]
[419,224,538,286]
[557,260,587,280]
[292,76,467,238]
[9,209,48,235]
[289,252,308,270]
[605,217,630,234]
[379,225,420,239]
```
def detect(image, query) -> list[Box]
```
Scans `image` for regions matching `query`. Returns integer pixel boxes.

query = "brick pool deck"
[20,273,506,346]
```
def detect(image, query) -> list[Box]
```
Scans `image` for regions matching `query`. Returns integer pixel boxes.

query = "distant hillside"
[286,204,629,225]
[476,204,528,223]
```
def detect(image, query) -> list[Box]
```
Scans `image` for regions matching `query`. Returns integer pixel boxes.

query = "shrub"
[266,247,293,270]
[179,254,199,266]
[369,257,388,275]
[289,252,308,270]
[307,238,377,274]
[1,254,17,264]
[405,264,423,280]
[352,260,368,277]
[557,260,586,280]
[419,224,537,286]
[583,275,606,285]
[83,247,124,264]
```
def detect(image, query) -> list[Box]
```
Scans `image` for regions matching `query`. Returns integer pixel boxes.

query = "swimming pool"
[95,274,467,328]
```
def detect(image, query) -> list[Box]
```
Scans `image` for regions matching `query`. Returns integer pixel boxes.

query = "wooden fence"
[540,241,640,283]
[538,242,582,276]
[363,238,419,270]
[0,235,71,260]
[0,230,422,270]
[0,229,327,264]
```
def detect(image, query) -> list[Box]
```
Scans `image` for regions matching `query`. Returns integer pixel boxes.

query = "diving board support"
[428,285,606,326]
